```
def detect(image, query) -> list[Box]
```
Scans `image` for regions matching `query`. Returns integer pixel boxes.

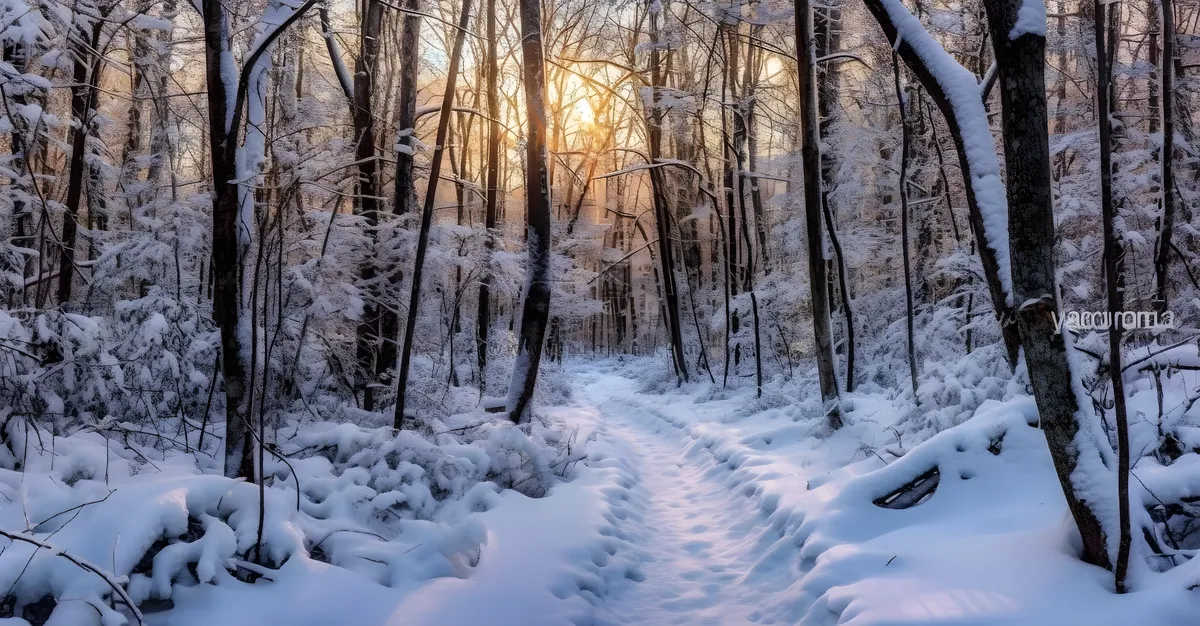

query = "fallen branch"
[0,529,144,625]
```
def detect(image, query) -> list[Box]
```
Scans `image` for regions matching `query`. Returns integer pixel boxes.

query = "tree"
[862,0,1021,369]
[1154,0,1177,314]
[58,4,113,305]
[352,0,385,411]
[201,0,317,479]
[394,0,473,429]
[476,0,502,392]
[983,0,1114,571]
[795,0,841,428]
[1091,0,1132,590]
[505,0,554,423]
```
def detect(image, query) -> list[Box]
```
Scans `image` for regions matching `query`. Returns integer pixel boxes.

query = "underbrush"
[0,399,586,626]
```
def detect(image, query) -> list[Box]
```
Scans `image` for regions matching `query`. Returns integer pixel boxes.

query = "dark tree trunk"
[5,40,34,298]
[814,4,854,391]
[353,0,384,411]
[394,0,471,429]
[647,3,689,384]
[893,52,919,395]
[393,0,423,219]
[202,0,253,480]
[1154,0,1176,314]
[380,0,423,383]
[984,0,1113,571]
[1092,0,1132,591]
[477,0,501,393]
[58,14,108,306]
[795,0,841,428]
[505,0,553,423]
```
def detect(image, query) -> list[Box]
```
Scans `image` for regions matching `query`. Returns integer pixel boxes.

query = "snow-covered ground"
[4,359,1200,625]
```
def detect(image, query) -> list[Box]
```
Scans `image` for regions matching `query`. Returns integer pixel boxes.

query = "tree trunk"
[58,14,108,306]
[477,0,501,393]
[647,3,689,384]
[984,0,1113,571]
[1154,0,1176,314]
[795,0,841,428]
[5,40,34,299]
[1092,0,1132,590]
[353,0,384,411]
[380,0,423,383]
[505,0,553,423]
[394,0,471,429]
[202,0,253,480]
[893,52,919,396]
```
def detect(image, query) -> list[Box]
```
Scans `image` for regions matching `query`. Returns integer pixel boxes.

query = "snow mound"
[0,408,588,625]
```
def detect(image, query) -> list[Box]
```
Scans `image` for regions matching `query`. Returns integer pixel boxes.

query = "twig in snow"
[0,529,144,625]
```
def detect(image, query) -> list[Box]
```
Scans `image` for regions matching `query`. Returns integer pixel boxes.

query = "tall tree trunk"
[381,0,423,383]
[58,12,108,306]
[505,0,553,423]
[202,0,253,480]
[646,3,689,383]
[477,0,501,393]
[353,0,384,411]
[893,52,919,395]
[5,39,34,299]
[142,0,178,213]
[1154,0,1176,314]
[795,0,841,428]
[814,4,854,390]
[394,0,471,429]
[984,0,1114,571]
[1092,0,1132,590]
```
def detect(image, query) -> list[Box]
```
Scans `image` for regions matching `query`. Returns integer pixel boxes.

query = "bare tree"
[984,0,1114,571]
[394,0,472,429]
[505,0,554,423]
[476,0,502,392]
[795,0,841,428]
[58,5,113,305]
[1092,0,1132,590]
[1154,0,1177,314]
[352,0,385,411]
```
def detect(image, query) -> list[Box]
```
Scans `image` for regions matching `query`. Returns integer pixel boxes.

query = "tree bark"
[201,0,253,479]
[505,0,554,423]
[1154,0,1176,314]
[380,0,423,384]
[353,0,384,411]
[984,0,1113,571]
[893,52,919,396]
[795,0,841,428]
[476,0,501,392]
[58,12,108,305]
[394,0,471,429]
[1092,0,1132,590]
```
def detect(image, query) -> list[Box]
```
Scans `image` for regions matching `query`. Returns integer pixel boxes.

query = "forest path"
[571,371,792,625]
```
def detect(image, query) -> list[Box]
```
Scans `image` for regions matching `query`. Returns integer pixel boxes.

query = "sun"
[573,98,596,127]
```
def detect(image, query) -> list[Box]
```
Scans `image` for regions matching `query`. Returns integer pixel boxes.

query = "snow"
[1010,0,1048,39]
[4,358,1200,623]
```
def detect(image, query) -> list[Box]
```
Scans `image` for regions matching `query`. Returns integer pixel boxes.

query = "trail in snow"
[574,373,792,626]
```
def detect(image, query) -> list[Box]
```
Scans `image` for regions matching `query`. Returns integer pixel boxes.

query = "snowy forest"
[0,0,1199,622]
